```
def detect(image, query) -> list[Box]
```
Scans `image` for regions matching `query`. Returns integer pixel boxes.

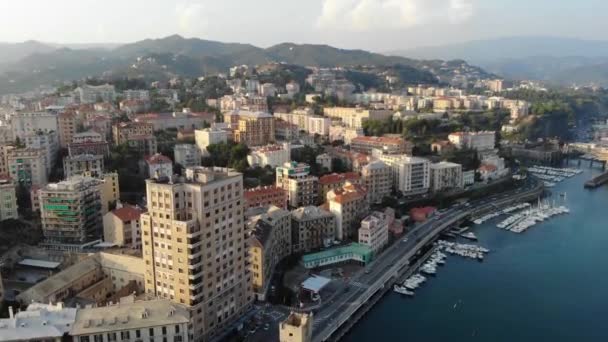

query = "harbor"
[344,164,606,342]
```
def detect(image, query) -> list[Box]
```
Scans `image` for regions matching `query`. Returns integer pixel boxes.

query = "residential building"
[174,144,202,168]
[361,160,392,204]
[307,116,331,136]
[259,83,277,97]
[377,152,431,196]
[0,125,14,144]
[99,172,120,215]
[327,182,368,240]
[40,177,103,248]
[247,143,290,168]
[318,172,361,202]
[225,110,275,146]
[75,84,116,104]
[7,148,48,187]
[351,136,410,155]
[248,206,291,300]
[195,127,228,156]
[68,131,110,157]
[323,107,393,128]
[430,162,463,192]
[11,112,58,140]
[103,204,144,249]
[123,89,150,101]
[134,110,215,131]
[244,186,287,209]
[0,144,14,175]
[487,79,504,92]
[358,211,389,255]
[291,206,336,253]
[112,122,157,156]
[63,154,104,178]
[274,120,300,141]
[448,131,496,151]
[23,130,59,171]
[71,299,190,342]
[329,125,363,144]
[0,303,77,342]
[279,312,313,342]
[143,153,173,179]
[316,153,332,172]
[286,82,301,97]
[276,162,318,208]
[0,175,18,221]
[140,167,253,340]
[58,112,77,148]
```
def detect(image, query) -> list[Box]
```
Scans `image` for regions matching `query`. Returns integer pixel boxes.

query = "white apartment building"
[63,154,105,178]
[144,153,173,179]
[448,131,496,151]
[327,182,369,240]
[463,170,475,186]
[174,144,202,168]
[11,112,58,139]
[307,116,331,136]
[247,143,290,168]
[377,153,431,196]
[75,84,117,104]
[7,148,48,187]
[329,125,363,144]
[361,160,392,204]
[0,303,77,342]
[430,162,463,192]
[358,211,389,256]
[123,89,150,101]
[24,130,59,172]
[195,127,228,156]
[276,162,318,208]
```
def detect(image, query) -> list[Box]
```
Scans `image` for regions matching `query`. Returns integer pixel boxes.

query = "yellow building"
[140,166,253,341]
[103,204,144,249]
[280,312,313,342]
[225,110,276,146]
[99,172,119,215]
[247,206,291,300]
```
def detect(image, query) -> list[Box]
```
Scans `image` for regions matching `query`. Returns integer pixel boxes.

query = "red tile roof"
[145,153,172,165]
[319,172,361,185]
[112,204,143,222]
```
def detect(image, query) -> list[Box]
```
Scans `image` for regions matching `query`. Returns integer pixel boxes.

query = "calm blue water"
[344,164,608,342]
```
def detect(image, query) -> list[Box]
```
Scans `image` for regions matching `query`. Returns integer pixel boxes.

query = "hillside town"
[0,61,594,342]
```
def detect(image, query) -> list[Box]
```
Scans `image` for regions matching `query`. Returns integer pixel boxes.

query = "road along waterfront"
[311,177,544,342]
[343,165,608,342]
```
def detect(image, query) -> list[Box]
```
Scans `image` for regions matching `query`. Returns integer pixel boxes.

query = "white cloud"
[175,2,208,36]
[317,0,474,31]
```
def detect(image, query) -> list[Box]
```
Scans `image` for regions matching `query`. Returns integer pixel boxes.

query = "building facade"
[174,144,202,168]
[247,144,290,168]
[40,177,103,248]
[225,110,275,147]
[244,186,287,210]
[291,206,336,253]
[327,182,369,240]
[140,167,253,341]
[7,148,48,187]
[0,176,18,221]
[358,211,389,256]
[195,127,228,156]
[103,204,144,249]
[361,160,392,204]
[429,162,463,192]
[275,162,318,208]
[63,154,105,178]
[377,153,431,196]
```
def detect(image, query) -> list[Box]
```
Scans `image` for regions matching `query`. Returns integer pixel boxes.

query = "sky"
[1,0,607,51]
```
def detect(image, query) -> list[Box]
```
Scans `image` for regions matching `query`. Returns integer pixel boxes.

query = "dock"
[584,171,608,189]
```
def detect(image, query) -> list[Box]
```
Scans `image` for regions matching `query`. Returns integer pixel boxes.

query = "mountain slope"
[0,41,56,66]
[0,35,492,94]
[392,36,608,84]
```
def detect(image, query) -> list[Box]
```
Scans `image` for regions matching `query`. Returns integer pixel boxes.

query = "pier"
[584,171,608,189]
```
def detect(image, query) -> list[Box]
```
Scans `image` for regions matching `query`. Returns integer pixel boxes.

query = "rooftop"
[0,303,77,341]
[145,153,172,165]
[291,206,333,221]
[110,204,144,222]
[319,172,360,185]
[301,243,372,263]
[71,299,189,335]
[352,136,404,145]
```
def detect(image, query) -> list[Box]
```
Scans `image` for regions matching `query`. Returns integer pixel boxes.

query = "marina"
[473,203,531,225]
[345,164,605,342]
[497,199,570,233]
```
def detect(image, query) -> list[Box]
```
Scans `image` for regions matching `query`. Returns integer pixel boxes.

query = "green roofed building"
[301,243,373,269]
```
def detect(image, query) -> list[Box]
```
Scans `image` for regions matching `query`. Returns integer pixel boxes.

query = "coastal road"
[312,179,542,342]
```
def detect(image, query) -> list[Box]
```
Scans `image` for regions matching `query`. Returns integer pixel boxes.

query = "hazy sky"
[1,0,606,51]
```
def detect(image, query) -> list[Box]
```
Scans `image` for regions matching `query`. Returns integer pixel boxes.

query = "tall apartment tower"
[140,167,253,341]
[40,176,103,248]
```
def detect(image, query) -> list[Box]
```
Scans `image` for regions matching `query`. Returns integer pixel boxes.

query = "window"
[136,330,141,338]
[175,325,180,333]
[149,328,155,336]
[121,331,130,340]
[80,336,90,342]
[94,335,103,342]
[162,327,167,335]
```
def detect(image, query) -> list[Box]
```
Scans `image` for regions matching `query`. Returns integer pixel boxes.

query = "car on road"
[402,238,408,243]
[364,269,371,274]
